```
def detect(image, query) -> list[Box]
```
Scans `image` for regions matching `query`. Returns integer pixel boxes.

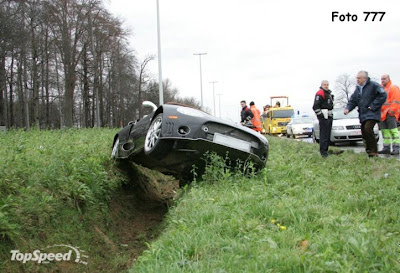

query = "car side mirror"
[142,101,157,112]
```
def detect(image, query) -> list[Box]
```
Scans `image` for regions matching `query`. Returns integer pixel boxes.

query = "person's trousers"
[382,128,400,145]
[319,117,332,156]
[361,120,378,154]
[379,114,400,147]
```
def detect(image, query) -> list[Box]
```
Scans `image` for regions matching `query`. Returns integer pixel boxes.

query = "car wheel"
[291,133,295,139]
[313,131,319,143]
[286,132,290,138]
[144,113,172,159]
[111,137,120,159]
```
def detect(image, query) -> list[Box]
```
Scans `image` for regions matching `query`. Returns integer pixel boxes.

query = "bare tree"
[0,0,15,127]
[0,0,200,129]
[334,73,356,108]
[46,0,90,127]
[138,55,154,118]
[27,0,43,128]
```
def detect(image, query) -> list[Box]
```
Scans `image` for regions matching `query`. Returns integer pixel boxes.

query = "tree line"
[0,0,200,129]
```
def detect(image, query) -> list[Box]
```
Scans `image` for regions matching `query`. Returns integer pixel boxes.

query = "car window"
[292,118,313,124]
[272,109,294,118]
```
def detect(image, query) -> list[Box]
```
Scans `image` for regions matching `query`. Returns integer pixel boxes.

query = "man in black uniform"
[313,80,334,157]
[240,100,254,126]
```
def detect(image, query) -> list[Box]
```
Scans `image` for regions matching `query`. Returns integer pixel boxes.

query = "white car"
[286,117,314,138]
[313,108,379,144]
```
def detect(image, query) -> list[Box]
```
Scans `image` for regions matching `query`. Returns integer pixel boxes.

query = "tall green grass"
[0,129,124,271]
[132,137,400,272]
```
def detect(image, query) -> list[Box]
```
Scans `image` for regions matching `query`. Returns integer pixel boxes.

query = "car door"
[313,119,320,139]
[287,121,292,135]
[129,114,154,154]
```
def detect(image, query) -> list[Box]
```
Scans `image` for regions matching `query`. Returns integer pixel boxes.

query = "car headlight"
[332,126,344,130]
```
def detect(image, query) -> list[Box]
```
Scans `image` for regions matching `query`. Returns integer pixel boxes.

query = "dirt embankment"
[23,162,181,273]
[104,162,180,271]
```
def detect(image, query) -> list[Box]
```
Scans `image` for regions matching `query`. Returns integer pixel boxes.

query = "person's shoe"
[378,146,391,154]
[368,153,379,158]
[391,145,399,155]
[329,150,344,155]
[321,153,329,158]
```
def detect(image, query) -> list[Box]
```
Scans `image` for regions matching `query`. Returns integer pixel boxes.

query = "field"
[132,137,400,272]
[0,129,169,272]
[1,129,400,272]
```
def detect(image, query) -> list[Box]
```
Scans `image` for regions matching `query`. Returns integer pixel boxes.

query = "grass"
[1,129,399,272]
[132,136,400,272]
[0,128,127,272]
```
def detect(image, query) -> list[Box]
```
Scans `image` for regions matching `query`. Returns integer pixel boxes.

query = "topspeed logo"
[10,244,88,265]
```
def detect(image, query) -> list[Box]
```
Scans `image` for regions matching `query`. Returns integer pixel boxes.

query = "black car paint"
[112,104,269,178]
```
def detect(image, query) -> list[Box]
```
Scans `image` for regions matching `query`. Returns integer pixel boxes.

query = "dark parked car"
[111,102,269,179]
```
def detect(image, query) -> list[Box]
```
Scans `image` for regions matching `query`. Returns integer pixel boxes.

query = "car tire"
[144,113,172,160]
[111,137,120,159]
[286,132,290,138]
[291,133,295,139]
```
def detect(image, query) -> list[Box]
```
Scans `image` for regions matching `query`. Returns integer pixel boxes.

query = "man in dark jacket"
[313,80,334,157]
[240,100,254,126]
[344,71,387,157]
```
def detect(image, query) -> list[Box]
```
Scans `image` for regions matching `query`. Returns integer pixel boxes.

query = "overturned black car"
[111,102,269,179]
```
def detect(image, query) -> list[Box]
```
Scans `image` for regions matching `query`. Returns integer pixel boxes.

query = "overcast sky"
[105,0,400,121]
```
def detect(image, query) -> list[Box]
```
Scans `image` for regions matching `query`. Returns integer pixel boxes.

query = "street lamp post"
[193,53,207,108]
[210,81,218,116]
[217,94,222,118]
[156,0,163,105]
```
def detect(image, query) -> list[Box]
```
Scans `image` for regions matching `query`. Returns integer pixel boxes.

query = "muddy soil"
[105,162,180,271]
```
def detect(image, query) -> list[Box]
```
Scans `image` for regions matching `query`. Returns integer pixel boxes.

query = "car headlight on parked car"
[332,126,345,130]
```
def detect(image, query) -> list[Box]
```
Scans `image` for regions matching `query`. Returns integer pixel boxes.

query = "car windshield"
[333,109,358,120]
[291,118,313,124]
[272,109,294,118]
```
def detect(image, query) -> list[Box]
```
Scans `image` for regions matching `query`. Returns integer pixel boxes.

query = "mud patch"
[11,163,182,273]
[105,162,180,271]
[123,161,180,205]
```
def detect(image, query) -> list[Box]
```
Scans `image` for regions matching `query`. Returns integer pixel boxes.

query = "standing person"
[240,100,254,127]
[344,71,387,157]
[378,74,400,155]
[249,101,262,132]
[263,105,271,115]
[313,80,334,157]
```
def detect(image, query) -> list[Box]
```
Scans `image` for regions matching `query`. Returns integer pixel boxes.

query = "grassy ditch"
[0,129,168,272]
[132,137,400,272]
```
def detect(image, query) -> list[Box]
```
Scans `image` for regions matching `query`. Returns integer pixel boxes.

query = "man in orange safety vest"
[379,74,400,155]
[249,101,262,132]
